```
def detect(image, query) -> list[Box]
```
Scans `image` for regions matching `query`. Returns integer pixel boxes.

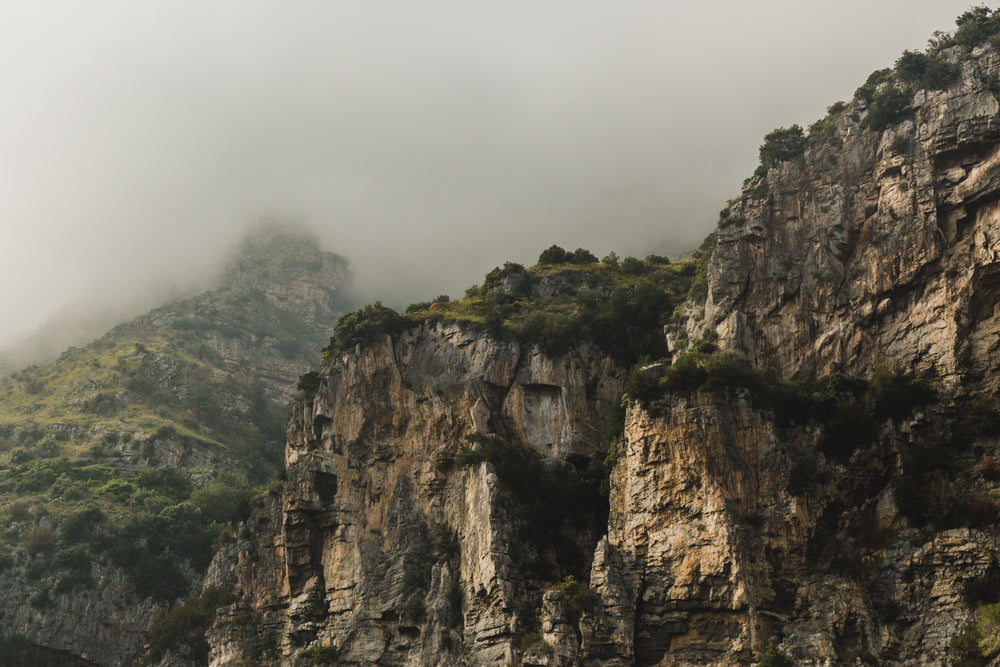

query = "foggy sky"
[0,1,988,348]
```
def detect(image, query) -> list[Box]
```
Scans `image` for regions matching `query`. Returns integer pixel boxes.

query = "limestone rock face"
[700,47,1000,392]
[205,43,1000,667]
[584,395,999,666]
[210,323,623,665]
[587,393,811,665]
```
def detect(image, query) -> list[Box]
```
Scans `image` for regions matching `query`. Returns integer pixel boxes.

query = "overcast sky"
[0,1,989,347]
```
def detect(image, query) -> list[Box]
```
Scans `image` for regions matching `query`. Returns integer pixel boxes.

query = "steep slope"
[0,224,351,665]
[209,10,1000,667]
[206,256,693,665]
[603,11,1000,665]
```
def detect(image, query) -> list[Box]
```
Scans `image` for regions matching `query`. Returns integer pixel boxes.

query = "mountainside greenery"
[324,246,697,368]
[0,225,349,610]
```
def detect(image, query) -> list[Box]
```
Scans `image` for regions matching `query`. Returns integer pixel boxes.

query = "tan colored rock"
[210,324,623,665]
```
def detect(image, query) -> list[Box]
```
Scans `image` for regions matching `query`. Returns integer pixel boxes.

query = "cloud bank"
[0,1,986,347]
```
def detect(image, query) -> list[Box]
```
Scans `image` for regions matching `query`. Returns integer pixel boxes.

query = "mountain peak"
[219,221,347,290]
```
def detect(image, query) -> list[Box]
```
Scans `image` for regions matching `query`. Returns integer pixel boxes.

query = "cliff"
[210,322,624,665]
[205,14,1000,667]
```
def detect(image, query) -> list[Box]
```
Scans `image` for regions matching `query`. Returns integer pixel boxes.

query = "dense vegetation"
[455,433,611,580]
[143,586,237,664]
[0,227,347,619]
[622,348,937,458]
[323,246,696,367]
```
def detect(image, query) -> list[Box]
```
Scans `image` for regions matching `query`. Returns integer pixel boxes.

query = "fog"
[0,1,987,353]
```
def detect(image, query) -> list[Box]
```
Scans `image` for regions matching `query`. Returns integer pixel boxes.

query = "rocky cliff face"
[206,28,1000,667]
[700,44,1000,393]
[210,323,622,665]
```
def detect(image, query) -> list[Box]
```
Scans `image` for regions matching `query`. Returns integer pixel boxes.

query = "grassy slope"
[0,231,346,611]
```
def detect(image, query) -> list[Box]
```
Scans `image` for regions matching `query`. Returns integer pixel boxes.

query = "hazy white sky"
[0,1,989,346]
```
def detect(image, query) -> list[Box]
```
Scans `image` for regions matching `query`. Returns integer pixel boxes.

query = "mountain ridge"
[203,8,1000,666]
[0,224,351,665]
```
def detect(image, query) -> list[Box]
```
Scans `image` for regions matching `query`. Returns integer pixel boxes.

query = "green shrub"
[962,564,1000,608]
[922,56,960,90]
[827,101,848,117]
[949,622,986,667]
[61,505,105,542]
[133,467,191,501]
[895,50,928,82]
[296,370,322,394]
[482,262,529,292]
[538,245,569,265]
[954,6,1000,47]
[690,329,718,355]
[561,575,598,614]
[855,68,892,104]
[758,125,807,171]
[325,302,406,355]
[619,256,648,275]
[868,87,912,131]
[143,586,237,664]
[189,481,250,525]
[569,248,597,264]
[756,644,794,667]
[893,48,958,91]
[864,365,936,420]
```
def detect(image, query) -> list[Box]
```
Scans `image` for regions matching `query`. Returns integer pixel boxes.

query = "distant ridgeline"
[0,224,351,665]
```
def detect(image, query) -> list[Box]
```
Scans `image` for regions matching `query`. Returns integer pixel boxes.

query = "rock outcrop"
[206,34,1000,667]
[210,323,622,665]
[700,45,1000,394]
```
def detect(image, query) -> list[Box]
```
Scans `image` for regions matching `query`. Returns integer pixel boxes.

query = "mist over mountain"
[6,4,1000,665]
[0,1,984,350]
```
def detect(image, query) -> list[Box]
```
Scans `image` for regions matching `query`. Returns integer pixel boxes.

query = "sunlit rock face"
[701,46,1000,395]
[209,324,623,666]
[207,44,1000,667]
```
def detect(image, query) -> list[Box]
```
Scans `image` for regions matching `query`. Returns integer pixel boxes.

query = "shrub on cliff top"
[537,245,598,266]
[325,302,406,357]
[895,50,959,91]
[867,86,912,132]
[855,68,892,104]
[954,5,1000,47]
[758,125,807,172]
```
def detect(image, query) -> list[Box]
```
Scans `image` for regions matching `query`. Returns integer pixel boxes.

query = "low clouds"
[0,1,985,346]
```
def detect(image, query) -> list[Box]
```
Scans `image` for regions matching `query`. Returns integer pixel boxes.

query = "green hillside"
[0,224,351,616]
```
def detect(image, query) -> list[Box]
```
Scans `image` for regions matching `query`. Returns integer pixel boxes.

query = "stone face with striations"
[206,37,1000,667]
[697,47,1000,395]
[210,323,623,665]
